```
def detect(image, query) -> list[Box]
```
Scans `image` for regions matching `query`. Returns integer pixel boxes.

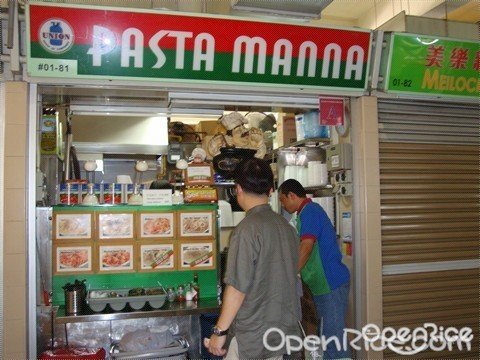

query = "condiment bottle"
[166,287,175,302]
[176,285,186,302]
[192,273,200,301]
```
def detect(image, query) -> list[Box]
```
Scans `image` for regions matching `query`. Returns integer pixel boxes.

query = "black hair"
[233,158,273,196]
[278,179,307,198]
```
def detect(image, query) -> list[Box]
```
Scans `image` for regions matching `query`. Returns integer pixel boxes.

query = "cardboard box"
[195,121,220,136]
[275,113,297,148]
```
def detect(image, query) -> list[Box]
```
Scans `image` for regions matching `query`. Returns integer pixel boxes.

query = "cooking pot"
[212,147,256,179]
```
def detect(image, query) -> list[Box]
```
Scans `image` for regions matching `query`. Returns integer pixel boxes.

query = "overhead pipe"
[6,0,15,49]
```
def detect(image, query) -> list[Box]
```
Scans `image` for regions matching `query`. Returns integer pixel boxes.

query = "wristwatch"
[212,325,229,336]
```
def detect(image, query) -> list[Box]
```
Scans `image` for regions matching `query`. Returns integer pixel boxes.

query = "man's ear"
[268,188,273,196]
[236,184,243,195]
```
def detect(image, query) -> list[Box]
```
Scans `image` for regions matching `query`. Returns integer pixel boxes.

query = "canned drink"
[103,183,121,204]
[59,183,79,205]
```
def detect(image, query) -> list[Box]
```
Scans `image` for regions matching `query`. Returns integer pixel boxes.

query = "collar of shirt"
[296,198,312,215]
[246,203,271,216]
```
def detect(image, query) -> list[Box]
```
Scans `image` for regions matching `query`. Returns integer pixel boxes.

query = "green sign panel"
[386,33,479,98]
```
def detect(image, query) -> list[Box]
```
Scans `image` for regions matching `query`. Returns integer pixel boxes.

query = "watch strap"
[212,325,229,336]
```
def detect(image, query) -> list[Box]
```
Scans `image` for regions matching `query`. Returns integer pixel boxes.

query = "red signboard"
[320,97,344,126]
[27,2,371,90]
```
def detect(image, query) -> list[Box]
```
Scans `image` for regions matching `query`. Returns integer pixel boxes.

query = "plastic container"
[86,287,166,312]
[302,111,330,139]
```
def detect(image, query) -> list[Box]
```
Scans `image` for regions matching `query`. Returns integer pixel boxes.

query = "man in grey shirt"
[205,158,300,359]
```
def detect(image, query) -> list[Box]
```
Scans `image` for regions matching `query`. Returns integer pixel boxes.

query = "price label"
[28,59,77,77]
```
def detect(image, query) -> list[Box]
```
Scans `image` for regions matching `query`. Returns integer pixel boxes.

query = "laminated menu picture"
[98,245,134,272]
[139,243,175,271]
[179,242,215,270]
[54,213,92,240]
[179,211,214,239]
[97,213,134,240]
[54,244,92,274]
[138,213,175,239]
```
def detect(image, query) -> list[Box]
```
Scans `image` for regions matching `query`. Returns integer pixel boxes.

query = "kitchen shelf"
[55,298,220,324]
[303,185,333,191]
[279,137,330,149]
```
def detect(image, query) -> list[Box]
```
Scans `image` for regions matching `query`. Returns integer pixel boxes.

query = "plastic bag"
[118,327,173,352]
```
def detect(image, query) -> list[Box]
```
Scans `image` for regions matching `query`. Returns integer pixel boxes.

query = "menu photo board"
[178,241,215,270]
[137,242,176,272]
[178,210,215,240]
[96,212,135,241]
[137,212,175,239]
[53,212,93,241]
[53,242,93,275]
[96,242,135,273]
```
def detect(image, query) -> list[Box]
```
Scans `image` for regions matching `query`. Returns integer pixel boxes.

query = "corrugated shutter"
[378,99,478,144]
[383,269,479,359]
[378,99,479,359]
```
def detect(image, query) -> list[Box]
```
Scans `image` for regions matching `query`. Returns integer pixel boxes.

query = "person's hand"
[204,335,227,357]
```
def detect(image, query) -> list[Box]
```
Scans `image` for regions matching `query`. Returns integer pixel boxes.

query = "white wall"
[357,0,445,29]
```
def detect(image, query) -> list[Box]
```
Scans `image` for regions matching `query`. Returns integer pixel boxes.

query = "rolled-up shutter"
[378,99,479,359]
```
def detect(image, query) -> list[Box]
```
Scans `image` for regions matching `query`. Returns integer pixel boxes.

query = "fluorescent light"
[168,107,224,117]
[69,104,168,116]
[169,92,319,109]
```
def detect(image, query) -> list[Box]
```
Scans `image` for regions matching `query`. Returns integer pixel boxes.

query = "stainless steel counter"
[55,298,220,324]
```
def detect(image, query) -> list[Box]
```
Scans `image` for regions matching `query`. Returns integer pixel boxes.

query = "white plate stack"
[307,161,328,187]
[283,165,309,187]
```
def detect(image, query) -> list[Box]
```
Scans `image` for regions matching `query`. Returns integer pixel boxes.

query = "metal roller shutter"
[378,99,479,359]
[378,99,478,144]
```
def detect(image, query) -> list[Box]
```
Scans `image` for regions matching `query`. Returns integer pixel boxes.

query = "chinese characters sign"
[386,33,479,98]
[26,3,371,91]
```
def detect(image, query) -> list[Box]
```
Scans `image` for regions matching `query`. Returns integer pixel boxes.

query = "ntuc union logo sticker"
[39,18,74,54]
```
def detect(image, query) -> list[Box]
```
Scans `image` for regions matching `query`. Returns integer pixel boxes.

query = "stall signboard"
[385,33,479,98]
[26,2,371,91]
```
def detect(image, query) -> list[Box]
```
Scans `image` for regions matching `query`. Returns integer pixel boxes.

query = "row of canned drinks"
[58,183,145,205]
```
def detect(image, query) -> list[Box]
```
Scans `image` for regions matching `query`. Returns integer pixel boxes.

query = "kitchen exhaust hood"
[230,0,334,20]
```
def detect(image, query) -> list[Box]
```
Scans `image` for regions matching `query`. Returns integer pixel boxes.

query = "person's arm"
[298,237,315,271]
[204,285,246,356]
[217,285,246,330]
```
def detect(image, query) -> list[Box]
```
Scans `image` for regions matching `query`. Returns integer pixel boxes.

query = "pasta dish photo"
[102,249,131,268]
[142,217,171,235]
[182,215,210,234]
[59,249,89,269]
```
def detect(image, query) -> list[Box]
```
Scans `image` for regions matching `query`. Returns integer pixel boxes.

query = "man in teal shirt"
[279,179,351,359]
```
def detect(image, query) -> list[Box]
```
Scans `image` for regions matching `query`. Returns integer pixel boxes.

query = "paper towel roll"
[298,166,308,187]
[307,162,328,186]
